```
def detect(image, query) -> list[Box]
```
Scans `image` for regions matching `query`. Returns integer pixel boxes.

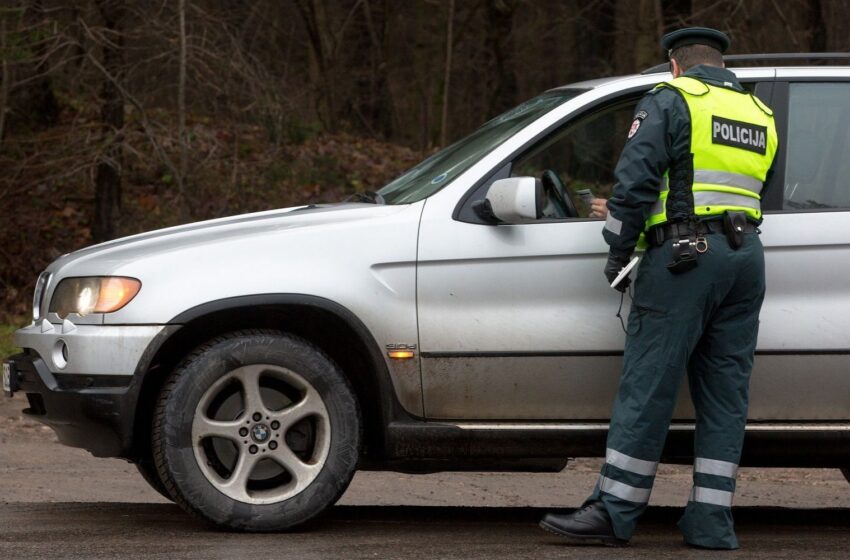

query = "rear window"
[783,83,850,210]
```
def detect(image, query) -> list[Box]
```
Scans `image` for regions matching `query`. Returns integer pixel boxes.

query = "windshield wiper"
[344,191,386,205]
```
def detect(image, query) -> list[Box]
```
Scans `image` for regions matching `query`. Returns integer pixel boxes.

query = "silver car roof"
[549,66,850,92]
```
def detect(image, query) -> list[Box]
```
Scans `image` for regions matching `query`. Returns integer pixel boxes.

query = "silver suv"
[5,58,850,531]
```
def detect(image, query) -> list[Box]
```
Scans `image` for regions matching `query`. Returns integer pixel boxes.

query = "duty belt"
[647,220,758,248]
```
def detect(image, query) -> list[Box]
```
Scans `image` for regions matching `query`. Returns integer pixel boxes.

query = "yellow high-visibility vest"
[646,76,778,229]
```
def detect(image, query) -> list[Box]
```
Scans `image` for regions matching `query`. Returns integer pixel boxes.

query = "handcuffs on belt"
[667,235,708,275]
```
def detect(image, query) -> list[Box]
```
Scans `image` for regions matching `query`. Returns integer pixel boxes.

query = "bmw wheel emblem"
[251,423,270,443]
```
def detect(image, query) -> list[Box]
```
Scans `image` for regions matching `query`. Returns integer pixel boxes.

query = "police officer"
[539,28,778,549]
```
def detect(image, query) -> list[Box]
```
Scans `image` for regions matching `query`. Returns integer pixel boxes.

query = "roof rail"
[641,52,850,74]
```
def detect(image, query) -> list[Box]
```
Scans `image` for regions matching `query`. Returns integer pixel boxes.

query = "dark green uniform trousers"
[587,231,766,549]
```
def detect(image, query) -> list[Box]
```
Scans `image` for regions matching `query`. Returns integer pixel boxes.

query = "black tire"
[152,330,361,531]
[842,468,850,484]
[135,457,173,501]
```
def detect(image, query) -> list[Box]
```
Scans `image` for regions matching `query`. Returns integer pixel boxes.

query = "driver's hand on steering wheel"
[590,198,609,219]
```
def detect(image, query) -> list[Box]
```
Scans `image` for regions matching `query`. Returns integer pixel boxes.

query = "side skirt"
[378,421,850,471]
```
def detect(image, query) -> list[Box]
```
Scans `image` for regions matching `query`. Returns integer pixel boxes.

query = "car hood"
[47,203,409,275]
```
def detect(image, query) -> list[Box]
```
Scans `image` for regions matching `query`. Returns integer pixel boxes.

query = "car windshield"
[377,90,585,204]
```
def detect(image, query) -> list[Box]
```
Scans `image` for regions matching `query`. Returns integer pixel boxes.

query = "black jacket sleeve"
[602,88,689,256]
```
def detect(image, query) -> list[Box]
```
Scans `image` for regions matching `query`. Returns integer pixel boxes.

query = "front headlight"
[49,277,142,318]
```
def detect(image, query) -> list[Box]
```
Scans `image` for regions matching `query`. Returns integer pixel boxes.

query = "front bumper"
[14,320,164,376]
[6,351,138,457]
[7,321,176,458]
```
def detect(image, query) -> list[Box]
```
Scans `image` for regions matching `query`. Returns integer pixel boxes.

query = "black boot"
[539,501,628,547]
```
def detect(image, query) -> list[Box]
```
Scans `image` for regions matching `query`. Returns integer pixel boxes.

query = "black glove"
[604,251,632,293]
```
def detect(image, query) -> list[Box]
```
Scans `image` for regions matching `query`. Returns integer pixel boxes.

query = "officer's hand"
[589,198,609,218]
[604,251,632,292]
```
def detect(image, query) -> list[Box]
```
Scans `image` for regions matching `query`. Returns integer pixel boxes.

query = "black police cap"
[661,27,731,54]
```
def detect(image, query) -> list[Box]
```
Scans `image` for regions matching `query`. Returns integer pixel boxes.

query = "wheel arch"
[132,294,403,463]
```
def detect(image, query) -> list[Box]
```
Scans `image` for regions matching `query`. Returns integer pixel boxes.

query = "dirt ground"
[1,393,848,559]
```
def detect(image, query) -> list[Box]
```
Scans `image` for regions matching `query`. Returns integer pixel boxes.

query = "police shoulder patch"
[627,111,648,139]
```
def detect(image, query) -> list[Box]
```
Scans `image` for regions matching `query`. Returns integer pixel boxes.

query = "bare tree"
[440,0,454,146]
[483,0,518,117]
[360,0,395,138]
[92,0,125,242]
[177,0,188,215]
[0,14,8,148]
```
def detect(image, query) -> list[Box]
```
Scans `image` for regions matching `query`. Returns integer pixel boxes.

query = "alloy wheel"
[191,364,331,504]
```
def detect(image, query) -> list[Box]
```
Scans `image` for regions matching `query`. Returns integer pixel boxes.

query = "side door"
[417,94,644,420]
[754,74,850,420]
[416,76,819,423]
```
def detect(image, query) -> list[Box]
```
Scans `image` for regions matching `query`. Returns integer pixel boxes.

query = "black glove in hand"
[604,251,632,292]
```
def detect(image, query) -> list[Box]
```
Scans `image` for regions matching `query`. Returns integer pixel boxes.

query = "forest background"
[1,0,849,337]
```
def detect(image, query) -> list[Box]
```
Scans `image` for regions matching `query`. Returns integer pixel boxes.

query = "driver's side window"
[512,98,640,219]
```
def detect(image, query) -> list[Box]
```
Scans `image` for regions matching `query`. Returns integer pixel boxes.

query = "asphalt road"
[2,394,849,559]
[2,503,849,559]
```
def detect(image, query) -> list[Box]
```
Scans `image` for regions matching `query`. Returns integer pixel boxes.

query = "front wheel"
[152,330,361,531]
[135,457,172,501]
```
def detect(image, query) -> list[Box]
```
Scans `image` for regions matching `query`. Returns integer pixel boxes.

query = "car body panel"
[26,202,426,416]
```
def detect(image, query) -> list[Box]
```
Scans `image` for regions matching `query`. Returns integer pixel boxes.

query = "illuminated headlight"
[49,277,142,318]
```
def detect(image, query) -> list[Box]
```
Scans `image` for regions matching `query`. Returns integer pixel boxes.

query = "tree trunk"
[818,0,850,51]
[484,0,518,117]
[614,0,662,75]
[177,0,188,216]
[361,0,395,138]
[293,0,338,131]
[440,0,454,146]
[0,16,8,148]
[23,0,59,128]
[92,0,125,243]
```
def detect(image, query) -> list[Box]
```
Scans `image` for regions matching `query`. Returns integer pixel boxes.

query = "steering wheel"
[541,169,578,218]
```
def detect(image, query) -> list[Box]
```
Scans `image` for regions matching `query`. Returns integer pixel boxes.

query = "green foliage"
[0,321,24,360]
[286,119,321,146]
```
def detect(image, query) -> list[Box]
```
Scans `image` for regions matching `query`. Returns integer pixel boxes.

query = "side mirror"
[473,176,542,225]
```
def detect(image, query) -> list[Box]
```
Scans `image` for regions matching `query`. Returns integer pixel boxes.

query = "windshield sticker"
[431,173,448,185]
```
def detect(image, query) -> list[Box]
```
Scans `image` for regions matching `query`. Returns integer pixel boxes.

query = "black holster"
[723,211,748,250]
[666,237,698,275]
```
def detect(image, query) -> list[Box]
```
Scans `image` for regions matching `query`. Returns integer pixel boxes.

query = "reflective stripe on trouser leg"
[690,486,733,507]
[695,457,738,478]
[597,475,652,503]
[587,448,657,534]
[690,457,739,507]
[679,458,741,548]
[606,448,658,477]
[593,448,658,505]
